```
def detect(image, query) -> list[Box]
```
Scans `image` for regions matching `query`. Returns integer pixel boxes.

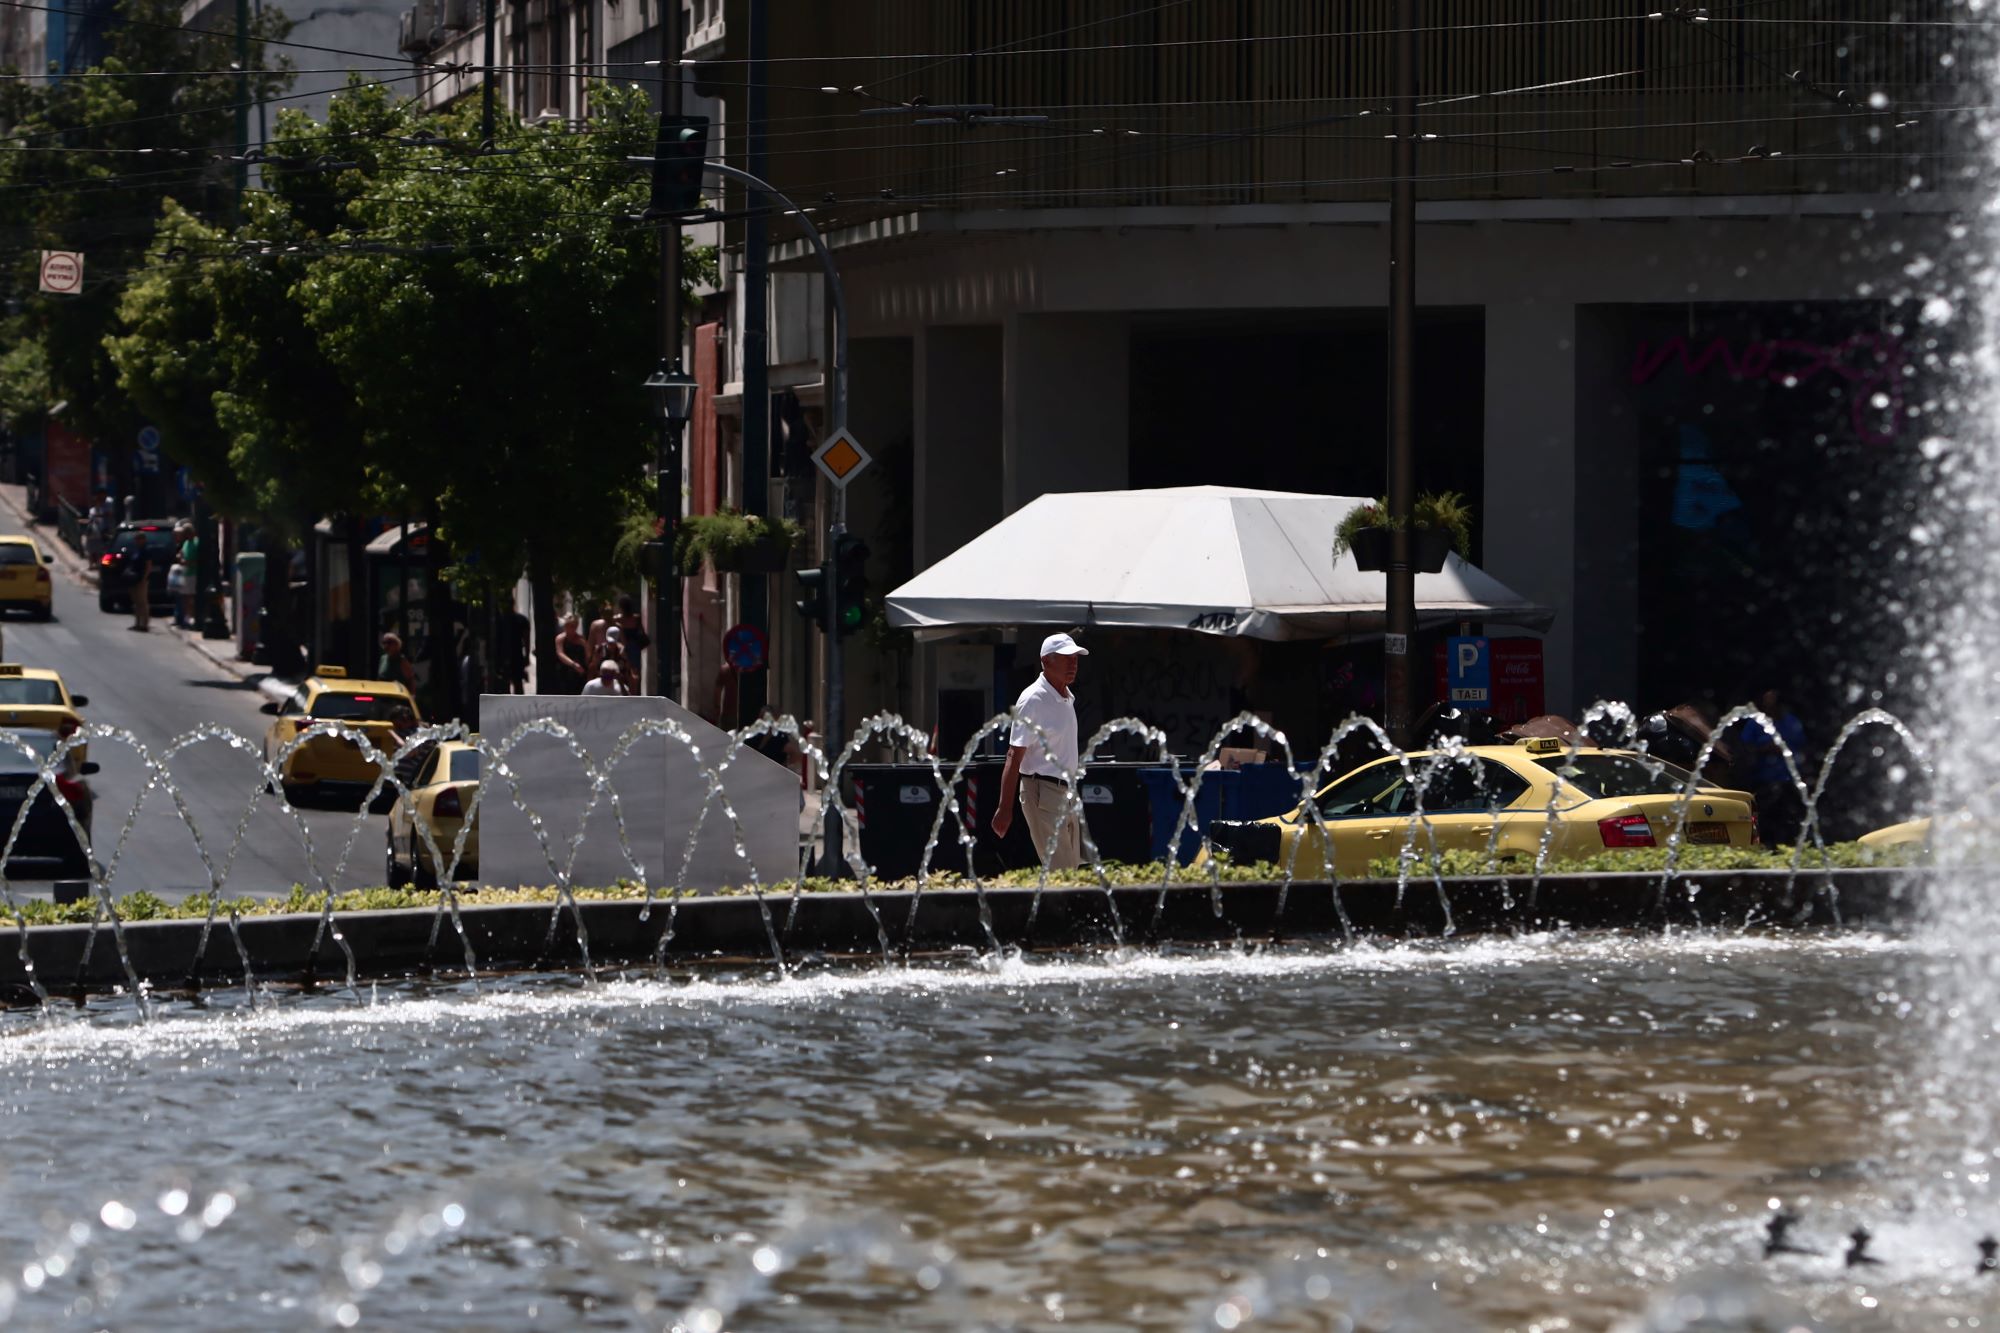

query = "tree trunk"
[258,529,305,678]
[345,514,370,673]
[426,498,454,720]
[528,548,559,696]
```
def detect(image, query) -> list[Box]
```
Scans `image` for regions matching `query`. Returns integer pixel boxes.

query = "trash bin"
[1223,763,1311,822]
[843,761,1157,879]
[1138,767,1231,865]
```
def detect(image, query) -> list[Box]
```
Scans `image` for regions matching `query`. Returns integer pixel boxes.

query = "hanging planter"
[1347,526,1392,572]
[1333,492,1474,575]
[674,510,803,576]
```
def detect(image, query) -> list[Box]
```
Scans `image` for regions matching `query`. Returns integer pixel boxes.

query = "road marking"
[45,626,78,649]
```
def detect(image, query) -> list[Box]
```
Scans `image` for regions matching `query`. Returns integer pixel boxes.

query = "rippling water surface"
[0,929,1990,1331]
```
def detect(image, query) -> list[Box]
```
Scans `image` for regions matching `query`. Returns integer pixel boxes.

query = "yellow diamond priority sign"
[812,428,871,488]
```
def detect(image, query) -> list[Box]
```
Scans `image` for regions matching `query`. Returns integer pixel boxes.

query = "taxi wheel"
[412,839,438,890]
[384,833,410,889]
[281,783,313,807]
[30,604,50,622]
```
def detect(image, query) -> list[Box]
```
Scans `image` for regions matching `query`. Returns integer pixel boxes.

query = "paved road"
[0,518,383,902]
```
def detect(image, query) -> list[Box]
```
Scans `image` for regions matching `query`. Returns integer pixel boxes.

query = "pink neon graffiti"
[1629,333,1905,446]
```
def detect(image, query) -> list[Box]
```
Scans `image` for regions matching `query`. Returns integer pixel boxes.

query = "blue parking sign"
[1446,636,1490,706]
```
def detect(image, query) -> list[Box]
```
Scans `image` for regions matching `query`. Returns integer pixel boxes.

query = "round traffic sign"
[723,622,768,673]
[38,251,80,295]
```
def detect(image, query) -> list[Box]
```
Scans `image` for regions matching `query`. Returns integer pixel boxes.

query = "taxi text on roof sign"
[0,665,23,677]
[811,428,871,488]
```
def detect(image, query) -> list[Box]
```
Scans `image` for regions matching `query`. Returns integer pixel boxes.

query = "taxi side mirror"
[80,762,99,776]
[40,554,52,564]
[260,701,280,715]
[69,694,87,707]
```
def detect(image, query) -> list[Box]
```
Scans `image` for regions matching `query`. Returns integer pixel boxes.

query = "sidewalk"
[0,481,256,683]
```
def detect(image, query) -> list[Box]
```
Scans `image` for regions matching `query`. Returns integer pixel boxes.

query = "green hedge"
[0,847,1917,930]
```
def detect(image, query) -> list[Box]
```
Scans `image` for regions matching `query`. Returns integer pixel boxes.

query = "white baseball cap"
[1040,632,1089,657]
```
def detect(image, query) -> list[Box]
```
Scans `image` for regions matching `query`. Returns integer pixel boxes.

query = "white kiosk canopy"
[885,485,1554,641]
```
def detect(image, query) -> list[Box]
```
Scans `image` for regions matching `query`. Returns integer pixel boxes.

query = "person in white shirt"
[992,632,1089,869]
[581,659,630,696]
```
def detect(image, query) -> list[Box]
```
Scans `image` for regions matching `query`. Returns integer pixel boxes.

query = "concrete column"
[913,325,1004,571]
[1001,313,1131,514]
[1482,299,1579,715]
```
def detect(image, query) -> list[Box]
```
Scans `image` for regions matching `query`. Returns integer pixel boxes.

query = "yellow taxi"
[0,664,88,762]
[0,535,53,618]
[1205,738,1759,879]
[385,737,480,886]
[262,666,421,805]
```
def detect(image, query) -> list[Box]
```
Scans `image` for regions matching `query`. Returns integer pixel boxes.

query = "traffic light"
[647,113,710,218]
[833,533,870,634]
[793,562,827,628]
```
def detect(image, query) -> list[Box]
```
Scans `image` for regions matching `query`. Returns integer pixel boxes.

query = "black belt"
[1023,772,1066,784]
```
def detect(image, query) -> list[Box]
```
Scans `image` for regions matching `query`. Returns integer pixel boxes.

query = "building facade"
[403,0,1964,751]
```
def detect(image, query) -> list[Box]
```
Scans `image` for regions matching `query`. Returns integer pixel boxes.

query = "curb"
[0,867,1927,999]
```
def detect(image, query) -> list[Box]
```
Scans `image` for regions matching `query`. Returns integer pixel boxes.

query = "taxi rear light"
[352,695,376,702]
[98,554,115,566]
[1750,804,1761,845]
[53,774,85,806]
[34,569,48,582]
[434,785,463,818]
[56,718,78,738]
[1598,814,1656,848]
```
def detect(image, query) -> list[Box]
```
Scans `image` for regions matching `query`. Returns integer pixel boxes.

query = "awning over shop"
[885,485,1554,641]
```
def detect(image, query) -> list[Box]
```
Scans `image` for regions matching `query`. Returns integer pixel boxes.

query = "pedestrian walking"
[992,632,1090,870]
[1739,686,1810,843]
[497,609,531,693]
[553,614,590,694]
[378,632,417,689]
[127,541,153,631]
[614,594,650,687]
[581,659,629,696]
[172,522,199,629]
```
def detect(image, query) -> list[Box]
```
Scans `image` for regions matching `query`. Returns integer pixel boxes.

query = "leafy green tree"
[293,82,712,682]
[0,0,292,448]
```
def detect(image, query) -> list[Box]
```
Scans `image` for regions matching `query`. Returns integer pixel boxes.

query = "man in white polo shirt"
[992,632,1089,869]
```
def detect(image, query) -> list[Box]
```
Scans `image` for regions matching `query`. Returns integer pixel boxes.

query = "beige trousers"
[1018,776,1084,870]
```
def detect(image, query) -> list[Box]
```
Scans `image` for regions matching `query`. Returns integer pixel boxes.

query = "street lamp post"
[645,359,697,701]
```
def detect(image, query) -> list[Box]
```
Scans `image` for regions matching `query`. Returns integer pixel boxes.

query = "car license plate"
[1686,822,1730,844]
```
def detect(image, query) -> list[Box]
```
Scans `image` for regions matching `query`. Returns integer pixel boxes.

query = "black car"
[0,727,95,879]
[96,520,178,613]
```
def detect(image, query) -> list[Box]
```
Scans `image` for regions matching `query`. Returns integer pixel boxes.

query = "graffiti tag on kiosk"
[1187,610,1246,633]
[1629,333,1905,446]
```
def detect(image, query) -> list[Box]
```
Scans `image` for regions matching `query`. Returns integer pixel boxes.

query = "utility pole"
[198,0,253,642]
[655,0,684,702]
[739,0,769,725]
[1383,0,1418,748]
[480,0,496,144]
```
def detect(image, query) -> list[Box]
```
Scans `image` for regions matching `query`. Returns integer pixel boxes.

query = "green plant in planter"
[1412,490,1473,558]
[674,510,803,574]
[1332,499,1392,559]
[1332,492,1474,560]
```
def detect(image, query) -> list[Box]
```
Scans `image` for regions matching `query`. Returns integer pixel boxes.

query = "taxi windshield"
[1534,753,1702,799]
[0,679,65,706]
[309,692,413,723]
[0,545,37,566]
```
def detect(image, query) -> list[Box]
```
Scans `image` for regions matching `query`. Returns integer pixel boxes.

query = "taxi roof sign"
[811,428,871,488]
[315,664,349,678]
[0,665,23,676]
[1521,736,1562,755]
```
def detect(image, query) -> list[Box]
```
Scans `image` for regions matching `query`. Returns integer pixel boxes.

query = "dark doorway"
[1128,309,1486,556]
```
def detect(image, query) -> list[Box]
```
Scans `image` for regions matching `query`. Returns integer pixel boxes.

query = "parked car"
[95,520,178,613]
[385,738,481,886]
[0,535,54,618]
[1204,737,1759,879]
[262,666,422,807]
[0,726,97,879]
